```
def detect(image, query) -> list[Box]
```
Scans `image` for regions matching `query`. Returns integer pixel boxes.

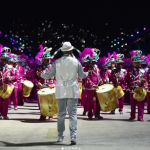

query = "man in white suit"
[37,42,90,145]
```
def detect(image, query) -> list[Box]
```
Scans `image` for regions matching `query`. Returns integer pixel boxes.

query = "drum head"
[23,80,34,87]
[97,84,114,93]
[38,88,55,95]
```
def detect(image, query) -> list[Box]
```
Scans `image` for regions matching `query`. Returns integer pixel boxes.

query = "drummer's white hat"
[61,42,74,52]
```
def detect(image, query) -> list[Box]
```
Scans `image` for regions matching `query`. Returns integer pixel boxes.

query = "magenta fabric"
[130,93,144,119]
[118,96,125,111]
[0,97,10,117]
[12,88,18,107]
[147,92,150,112]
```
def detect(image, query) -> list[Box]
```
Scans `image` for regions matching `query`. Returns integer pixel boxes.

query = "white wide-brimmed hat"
[61,42,74,52]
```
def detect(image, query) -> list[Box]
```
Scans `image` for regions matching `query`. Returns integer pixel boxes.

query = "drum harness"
[0,70,10,85]
[130,69,144,91]
[12,67,18,88]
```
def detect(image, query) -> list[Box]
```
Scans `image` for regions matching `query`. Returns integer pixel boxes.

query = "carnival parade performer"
[110,53,127,114]
[0,46,17,119]
[34,45,56,120]
[126,50,147,121]
[37,42,91,145]
[80,48,103,119]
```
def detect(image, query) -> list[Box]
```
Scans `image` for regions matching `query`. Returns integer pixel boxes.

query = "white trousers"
[57,98,78,139]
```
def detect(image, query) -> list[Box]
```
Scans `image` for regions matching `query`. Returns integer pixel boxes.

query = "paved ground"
[0,101,150,150]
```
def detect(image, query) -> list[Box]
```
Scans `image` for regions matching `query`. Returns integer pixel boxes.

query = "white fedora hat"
[61,42,74,52]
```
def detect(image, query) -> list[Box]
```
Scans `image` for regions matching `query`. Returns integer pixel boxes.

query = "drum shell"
[78,81,82,99]
[114,86,125,99]
[0,86,4,97]
[38,88,58,117]
[0,84,14,99]
[133,87,147,101]
[23,80,34,97]
[96,84,118,112]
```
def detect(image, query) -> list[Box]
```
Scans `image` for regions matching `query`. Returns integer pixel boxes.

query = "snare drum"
[37,88,58,117]
[114,85,125,99]
[0,84,14,99]
[133,87,147,101]
[23,80,34,97]
[96,84,118,112]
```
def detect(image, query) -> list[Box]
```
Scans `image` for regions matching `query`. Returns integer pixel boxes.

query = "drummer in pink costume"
[34,46,56,120]
[12,56,24,106]
[140,55,149,106]
[144,56,150,113]
[100,56,111,84]
[109,52,116,71]
[7,54,15,110]
[80,48,103,119]
[108,52,117,114]
[9,56,21,110]
[110,53,127,114]
[0,47,16,120]
[21,57,33,102]
[79,58,89,115]
[126,50,147,121]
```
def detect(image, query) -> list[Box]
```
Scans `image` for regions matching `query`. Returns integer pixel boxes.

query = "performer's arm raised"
[40,62,56,79]
[78,62,89,79]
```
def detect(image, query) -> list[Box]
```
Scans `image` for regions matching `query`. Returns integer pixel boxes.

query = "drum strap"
[0,70,9,85]
[85,88,95,90]
[92,68,101,86]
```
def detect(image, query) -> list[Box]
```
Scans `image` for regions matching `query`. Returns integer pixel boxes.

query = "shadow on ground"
[9,118,57,123]
[0,141,72,147]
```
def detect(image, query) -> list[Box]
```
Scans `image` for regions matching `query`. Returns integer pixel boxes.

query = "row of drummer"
[79,48,150,122]
[0,45,150,122]
[0,46,57,120]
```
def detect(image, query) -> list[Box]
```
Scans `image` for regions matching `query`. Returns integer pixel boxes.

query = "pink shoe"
[138,118,144,122]
[49,116,53,120]
[0,116,3,119]
[119,111,123,114]
[3,116,10,120]
[14,107,18,110]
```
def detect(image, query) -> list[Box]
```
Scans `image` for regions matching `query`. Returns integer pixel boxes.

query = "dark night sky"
[1,1,150,32]
[0,0,150,57]
[1,1,150,24]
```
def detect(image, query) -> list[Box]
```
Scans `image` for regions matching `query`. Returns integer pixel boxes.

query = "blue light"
[16,41,18,43]
[20,42,22,45]
[131,34,133,37]
[10,38,13,41]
